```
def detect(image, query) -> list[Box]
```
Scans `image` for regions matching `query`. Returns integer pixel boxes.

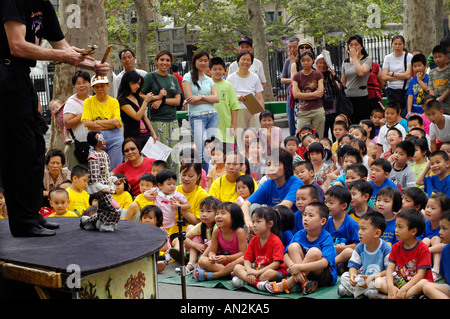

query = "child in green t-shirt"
[209,57,241,145]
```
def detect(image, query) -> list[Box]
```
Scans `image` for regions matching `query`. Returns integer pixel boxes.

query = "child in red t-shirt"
[373,209,434,299]
[232,206,287,290]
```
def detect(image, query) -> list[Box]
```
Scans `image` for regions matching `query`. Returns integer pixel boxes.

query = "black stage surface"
[0,218,167,276]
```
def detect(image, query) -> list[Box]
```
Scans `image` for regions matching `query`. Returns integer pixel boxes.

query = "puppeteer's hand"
[63,46,85,66]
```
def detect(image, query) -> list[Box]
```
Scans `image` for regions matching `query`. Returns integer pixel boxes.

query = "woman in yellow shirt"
[81,75,124,170]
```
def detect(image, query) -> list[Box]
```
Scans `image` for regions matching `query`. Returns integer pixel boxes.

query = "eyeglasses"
[299,46,311,50]
[124,147,137,153]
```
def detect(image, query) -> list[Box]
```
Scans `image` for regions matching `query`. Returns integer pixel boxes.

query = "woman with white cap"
[81,75,124,171]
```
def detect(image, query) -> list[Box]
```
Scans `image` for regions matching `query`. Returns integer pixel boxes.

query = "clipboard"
[242,93,264,115]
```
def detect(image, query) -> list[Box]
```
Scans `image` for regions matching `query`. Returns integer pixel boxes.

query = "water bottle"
[354,275,365,287]
[393,272,406,288]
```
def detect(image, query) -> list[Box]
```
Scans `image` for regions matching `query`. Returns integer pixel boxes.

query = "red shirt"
[173,73,184,92]
[112,157,155,196]
[244,232,287,277]
[388,240,434,283]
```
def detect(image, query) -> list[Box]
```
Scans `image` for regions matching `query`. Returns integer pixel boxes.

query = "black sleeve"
[41,0,64,42]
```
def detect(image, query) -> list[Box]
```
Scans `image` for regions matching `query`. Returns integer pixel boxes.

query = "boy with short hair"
[324,186,360,275]
[293,161,324,203]
[284,136,303,163]
[370,107,384,136]
[374,209,434,299]
[425,99,450,152]
[369,158,399,204]
[401,187,428,212]
[331,120,348,153]
[417,150,450,197]
[406,53,429,118]
[338,211,392,299]
[265,202,337,295]
[293,184,320,233]
[206,142,227,191]
[325,148,363,191]
[66,165,90,216]
[151,160,168,176]
[376,101,407,158]
[48,187,78,217]
[347,180,376,223]
[124,173,156,221]
[210,57,241,145]
[389,140,416,191]
[248,137,266,183]
[428,45,450,115]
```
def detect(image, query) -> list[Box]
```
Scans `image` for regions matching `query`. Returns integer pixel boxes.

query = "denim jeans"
[101,128,124,171]
[189,112,219,173]
[286,95,296,137]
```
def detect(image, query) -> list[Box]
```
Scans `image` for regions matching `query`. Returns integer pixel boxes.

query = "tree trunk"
[50,0,109,151]
[435,0,444,45]
[245,0,274,102]
[403,0,436,56]
[133,0,150,71]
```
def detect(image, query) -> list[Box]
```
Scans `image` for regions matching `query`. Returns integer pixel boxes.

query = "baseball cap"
[91,75,109,86]
[238,36,253,47]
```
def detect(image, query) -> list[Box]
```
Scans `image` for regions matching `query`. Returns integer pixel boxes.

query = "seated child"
[419,192,450,280]
[111,173,133,217]
[293,161,324,203]
[194,202,247,281]
[140,205,168,273]
[426,99,450,152]
[409,137,430,190]
[324,186,359,275]
[183,196,220,274]
[284,136,303,163]
[66,165,90,217]
[235,174,256,207]
[124,173,155,221]
[151,160,168,177]
[258,110,283,155]
[293,184,320,233]
[299,133,319,159]
[248,137,266,183]
[207,142,227,191]
[296,125,317,159]
[377,101,407,158]
[373,209,434,299]
[331,120,348,153]
[329,149,364,190]
[144,169,191,231]
[389,140,416,191]
[401,187,428,212]
[441,141,450,158]
[382,127,404,161]
[347,180,376,223]
[48,187,78,217]
[370,107,384,136]
[375,186,403,246]
[408,115,431,146]
[264,202,337,295]
[369,158,399,204]
[417,150,450,197]
[319,137,335,168]
[304,142,332,186]
[338,211,392,299]
[232,206,287,290]
[422,211,450,299]
[274,204,296,248]
[350,138,371,170]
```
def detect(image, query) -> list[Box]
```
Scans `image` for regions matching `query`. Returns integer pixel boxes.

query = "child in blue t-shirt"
[375,186,403,246]
[417,150,450,197]
[422,211,450,298]
[369,158,399,203]
[406,53,429,117]
[264,202,337,295]
[293,184,320,233]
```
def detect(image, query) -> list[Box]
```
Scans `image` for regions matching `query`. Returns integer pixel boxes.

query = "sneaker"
[302,280,318,295]
[337,284,352,297]
[231,276,246,288]
[366,289,387,299]
[432,268,442,282]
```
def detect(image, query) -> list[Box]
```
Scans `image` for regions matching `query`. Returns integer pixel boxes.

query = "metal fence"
[31,72,54,123]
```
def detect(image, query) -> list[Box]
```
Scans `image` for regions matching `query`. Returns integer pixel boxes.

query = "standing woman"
[341,35,372,124]
[141,50,182,173]
[292,50,326,138]
[63,70,91,170]
[183,50,220,173]
[81,75,124,171]
[381,35,413,118]
[117,70,158,149]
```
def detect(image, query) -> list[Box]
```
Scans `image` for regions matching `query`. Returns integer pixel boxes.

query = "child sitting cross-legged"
[232,206,288,290]
[338,211,392,299]
[264,202,337,295]
[347,180,376,223]
[293,161,324,203]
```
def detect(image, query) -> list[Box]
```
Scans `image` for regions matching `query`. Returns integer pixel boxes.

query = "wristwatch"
[201,95,205,100]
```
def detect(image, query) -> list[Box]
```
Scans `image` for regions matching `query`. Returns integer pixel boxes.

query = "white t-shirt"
[113,68,147,98]
[226,72,263,110]
[228,57,266,84]
[430,114,450,142]
[63,94,89,142]
[382,52,413,89]
[377,122,407,153]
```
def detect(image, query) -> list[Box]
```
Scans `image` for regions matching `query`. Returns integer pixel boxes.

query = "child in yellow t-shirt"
[112,173,133,217]
[123,173,155,221]
[66,165,90,216]
[49,187,78,217]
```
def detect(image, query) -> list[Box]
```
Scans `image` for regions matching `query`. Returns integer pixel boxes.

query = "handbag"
[151,73,185,111]
[69,129,90,164]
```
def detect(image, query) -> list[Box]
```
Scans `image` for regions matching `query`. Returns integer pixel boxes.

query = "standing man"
[228,36,267,89]
[281,37,299,137]
[113,49,147,98]
[0,0,109,237]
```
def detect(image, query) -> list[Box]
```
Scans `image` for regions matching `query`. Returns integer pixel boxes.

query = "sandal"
[175,262,197,275]
[301,280,318,295]
[169,248,181,262]
[193,268,214,281]
[264,281,281,294]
